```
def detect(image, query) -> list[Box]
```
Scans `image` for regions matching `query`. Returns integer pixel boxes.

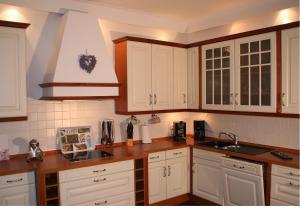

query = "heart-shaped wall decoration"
[79,54,97,73]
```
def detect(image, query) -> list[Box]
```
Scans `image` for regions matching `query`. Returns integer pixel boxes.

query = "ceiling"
[86,0,298,23]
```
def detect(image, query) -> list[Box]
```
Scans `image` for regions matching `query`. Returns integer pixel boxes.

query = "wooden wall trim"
[187,21,300,47]
[276,30,282,113]
[0,20,30,29]
[39,82,121,88]
[0,116,28,123]
[113,36,187,48]
[40,96,119,101]
[198,46,202,110]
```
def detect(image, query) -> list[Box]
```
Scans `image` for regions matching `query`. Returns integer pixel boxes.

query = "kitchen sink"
[199,141,273,155]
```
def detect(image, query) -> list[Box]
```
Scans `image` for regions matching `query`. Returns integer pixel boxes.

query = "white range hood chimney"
[40,11,119,100]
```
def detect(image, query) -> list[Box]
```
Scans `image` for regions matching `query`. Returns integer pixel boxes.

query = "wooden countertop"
[0,140,188,176]
[0,138,299,176]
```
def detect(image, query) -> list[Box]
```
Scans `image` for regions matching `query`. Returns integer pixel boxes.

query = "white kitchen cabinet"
[270,164,300,206]
[192,149,224,205]
[59,160,135,206]
[0,26,27,119]
[202,40,235,110]
[148,148,189,204]
[127,41,152,111]
[0,172,36,206]
[235,32,276,112]
[281,28,299,114]
[187,47,199,109]
[173,47,187,109]
[151,44,174,110]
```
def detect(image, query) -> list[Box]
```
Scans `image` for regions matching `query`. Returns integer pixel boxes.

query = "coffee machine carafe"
[101,120,114,145]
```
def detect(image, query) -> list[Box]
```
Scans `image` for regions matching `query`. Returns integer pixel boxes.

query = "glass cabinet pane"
[222,47,230,56]
[222,58,230,68]
[240,43,248,54]
[250,41,259,53]
[240,55,249,66]
[250,66,259,105]
[206,60,212,69]
[261,39,270,51]
[250,54,259,65]
[214,48,221,58]
[206,71,213,104]
[214,59,221,69]
[261,65,271,106]
[261,52,270,64]
[240,67,249,105]
[214,70,221,104]
[206,49,213,59]
[222,69,230,105]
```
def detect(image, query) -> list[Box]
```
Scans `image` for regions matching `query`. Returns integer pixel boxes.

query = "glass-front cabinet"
[202,32,276,112]
[202,40,235,110]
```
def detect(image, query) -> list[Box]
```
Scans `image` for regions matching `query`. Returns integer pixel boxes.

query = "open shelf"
[44,172,60,206]
[134,158,146,206]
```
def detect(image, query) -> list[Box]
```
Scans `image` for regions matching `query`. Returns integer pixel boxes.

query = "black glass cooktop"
[62,150,113,162]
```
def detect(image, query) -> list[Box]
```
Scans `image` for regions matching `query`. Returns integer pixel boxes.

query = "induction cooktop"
[61,150,113,162]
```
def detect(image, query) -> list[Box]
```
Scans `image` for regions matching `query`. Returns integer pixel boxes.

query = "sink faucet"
[218,132,238,145]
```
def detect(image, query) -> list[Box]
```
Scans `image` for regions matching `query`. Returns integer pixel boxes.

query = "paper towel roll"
[141,125,152,144]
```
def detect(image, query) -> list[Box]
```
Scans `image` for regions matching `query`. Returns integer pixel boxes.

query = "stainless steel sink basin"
[199,141,273,155]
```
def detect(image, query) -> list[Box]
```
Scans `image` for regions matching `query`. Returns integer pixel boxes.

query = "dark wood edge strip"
[150,194,190,206]
[115,109,188,115]
[276,30,282,113]
[40,96,119,100]
[113,36,187,48]
[39,83,121,88]
[187,21,300,47]
[198,46,202,110]
[188,109,300,118]
[0,116,27,122]
[0,20,30,29]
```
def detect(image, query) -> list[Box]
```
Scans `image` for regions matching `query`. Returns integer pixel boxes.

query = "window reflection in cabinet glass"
[214,70,221,104]
[250,53,259,65]
[261,65,271,106]
[206,71,213,104]
[240,43,248,54]
[214,48,221,58]
[250,66,260,105]
[222,46,230,56]
[240,67,249,105]
[206,49,213,59]
[250,41,259,53]
[261,52,270,64]
[222,69,230,105]
[261,39,270,51]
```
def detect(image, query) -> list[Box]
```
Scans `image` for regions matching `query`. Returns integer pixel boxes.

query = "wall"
[0,3,299,155]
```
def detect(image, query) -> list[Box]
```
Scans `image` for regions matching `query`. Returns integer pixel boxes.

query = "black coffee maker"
[194,120,205,141]
[173,121,186,142]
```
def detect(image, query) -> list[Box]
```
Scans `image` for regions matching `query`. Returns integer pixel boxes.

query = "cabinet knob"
[149,94,153,105]
[235,93,239,105]
[183,94,186,104]
[154,94,157,104]
[95,200,108,205]
[163,166,167,177]
[282,93,286,106]
[168,165,171,176]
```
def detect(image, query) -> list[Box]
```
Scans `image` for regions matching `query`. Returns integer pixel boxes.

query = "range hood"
[40,11,119,100]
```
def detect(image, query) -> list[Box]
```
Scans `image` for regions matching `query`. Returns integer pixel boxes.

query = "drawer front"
[148,151,166,163]
[0,172,35,189]
[74,192,135,206]
[221,157,263,176]
[270,198,293,206]
[193,148,224,163]
[166,147,188,159]
[272,165,300,181]
[59,160,134,183]
[60,171,134,205]
[271,175,300,205]
[0,184,36,206]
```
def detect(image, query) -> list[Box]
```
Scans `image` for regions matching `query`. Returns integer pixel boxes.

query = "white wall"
[0,3,299,156]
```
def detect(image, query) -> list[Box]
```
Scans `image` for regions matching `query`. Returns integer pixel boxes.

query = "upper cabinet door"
[187,47,199,109]
[282,28,299,114]
[127,41,152,112]
[202,40,235,110]
[235,32,276,112]
[0,27,27,119]
[173,48,187,109]
[151,45,173,110]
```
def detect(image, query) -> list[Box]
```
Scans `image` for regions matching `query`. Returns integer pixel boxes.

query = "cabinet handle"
[173,152,182,156]
[282,93,285,106]
[93,169,106,174]
[235,93,239,105]
[150,155,159,160]
[288,182,300,188]
[94,178,106,183]
[149,94,153,105]
[95,200,108,205]
[230,93,233,105]
[163,166,167,177]
[154,94,157,104]
[168,166,171,176]
[183,94,186,104]
[287,172,300,177]
[6,178,23,183]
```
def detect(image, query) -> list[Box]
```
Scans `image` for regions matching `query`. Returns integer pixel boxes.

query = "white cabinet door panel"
[127,41,152,111]
[151,44,173,110]
[0,184,36,206]
[187,47,199,109]
[0,26,26,118]
[173,48,187,109]
[282,28,299,114]
[148,160,167,204]
[166,157,188,199]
